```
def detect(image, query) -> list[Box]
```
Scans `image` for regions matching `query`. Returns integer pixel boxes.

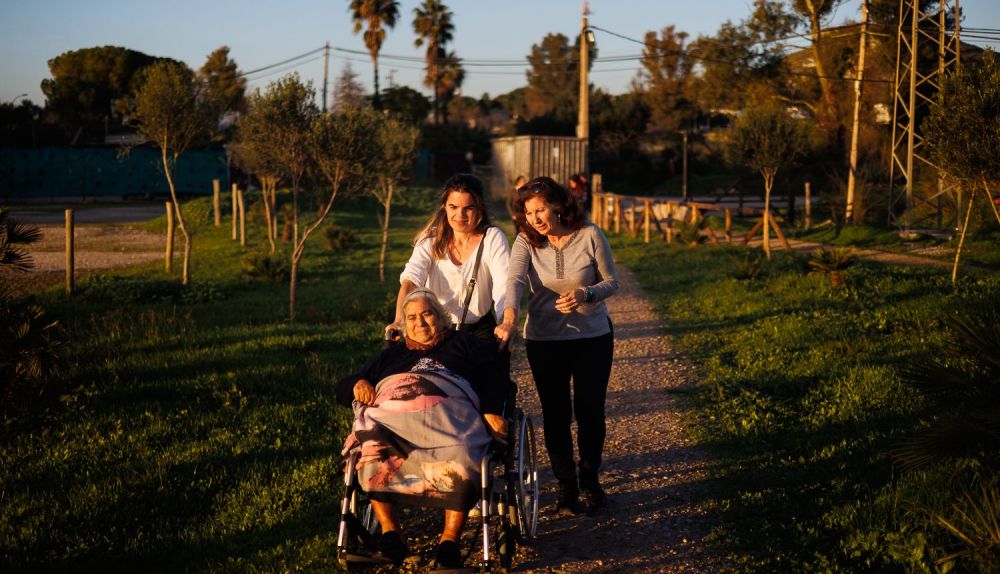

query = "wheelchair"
[336,405,539,573]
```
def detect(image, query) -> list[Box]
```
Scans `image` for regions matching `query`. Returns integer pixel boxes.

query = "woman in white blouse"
[387,174,510,346]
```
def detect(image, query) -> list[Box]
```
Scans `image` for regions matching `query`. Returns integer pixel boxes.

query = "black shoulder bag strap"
[457,230,488,329]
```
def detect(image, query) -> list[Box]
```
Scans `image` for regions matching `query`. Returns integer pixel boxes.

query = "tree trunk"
[289,254,298,323]
[379,184,394,282]
[803,0,837,126]
[372,54,381,110]
[162,148,191,285]
[262,178,276,254]
[951,190,976,285]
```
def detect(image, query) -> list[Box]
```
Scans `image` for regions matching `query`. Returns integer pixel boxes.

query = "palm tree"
[348,0,400,109]
[412,0,453,123]
[436,51,464,124]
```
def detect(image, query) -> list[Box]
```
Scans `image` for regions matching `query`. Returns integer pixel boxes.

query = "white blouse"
[400,226,511,325]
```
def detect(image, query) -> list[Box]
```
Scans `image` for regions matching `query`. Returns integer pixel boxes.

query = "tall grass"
[612,236,1000,572]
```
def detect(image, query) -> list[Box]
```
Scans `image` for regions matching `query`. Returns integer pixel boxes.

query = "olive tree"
[294,107,380,321]
[130,61,216,284]
[725,103,809,259]
[923,49,1000,284]
[371,115,419,282]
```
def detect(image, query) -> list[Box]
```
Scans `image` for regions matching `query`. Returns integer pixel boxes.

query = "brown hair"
[513,176,584,248]
[413,173,492,259]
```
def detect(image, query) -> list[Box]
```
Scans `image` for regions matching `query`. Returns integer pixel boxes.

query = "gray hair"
[401,288,455,332]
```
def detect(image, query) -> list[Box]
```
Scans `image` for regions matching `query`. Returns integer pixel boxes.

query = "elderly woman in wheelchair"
[336,288,513,569]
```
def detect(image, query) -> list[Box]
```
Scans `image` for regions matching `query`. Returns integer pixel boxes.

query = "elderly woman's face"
[404,297,442,344]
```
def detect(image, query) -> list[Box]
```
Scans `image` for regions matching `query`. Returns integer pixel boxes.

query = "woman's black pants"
[525,331,613,491]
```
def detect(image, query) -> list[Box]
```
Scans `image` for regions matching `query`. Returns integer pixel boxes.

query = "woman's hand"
[384,321,402,341]
[494,322,515,352]
[483,413,508,443]
[353,380,376,405]
[555,288,586,314]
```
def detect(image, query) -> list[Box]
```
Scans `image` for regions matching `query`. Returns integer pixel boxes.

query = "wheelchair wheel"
[337,452,382,569]
[511,412,539,539]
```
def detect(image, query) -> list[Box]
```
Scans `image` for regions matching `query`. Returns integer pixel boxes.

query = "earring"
[558,212,562,223]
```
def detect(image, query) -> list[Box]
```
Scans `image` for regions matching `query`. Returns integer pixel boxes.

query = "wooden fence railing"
[590,191,791,249]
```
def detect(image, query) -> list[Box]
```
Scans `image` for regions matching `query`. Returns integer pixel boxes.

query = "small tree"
[923,49,1000,284]
[371,115,419,281]
[292,107,380,321]
[724,103,809,259]
[130,61,215,284]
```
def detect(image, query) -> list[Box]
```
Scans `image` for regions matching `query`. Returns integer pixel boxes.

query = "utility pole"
[845,0,868,224]
[322,42,330,113]
[576,2,590,140]
[888,0,961,231]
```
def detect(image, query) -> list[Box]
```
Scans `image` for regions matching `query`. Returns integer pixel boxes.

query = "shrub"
[733,251,766,280]
[0,286,65,417]
[325,225,359,251]
[808,247,857,287]
[241,251,289,281]
[79,275,228,305]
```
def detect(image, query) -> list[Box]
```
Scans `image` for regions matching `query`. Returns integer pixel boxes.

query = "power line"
[241,46,326,78]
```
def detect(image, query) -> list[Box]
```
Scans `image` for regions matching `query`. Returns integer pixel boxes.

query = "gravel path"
[505,266,730,573]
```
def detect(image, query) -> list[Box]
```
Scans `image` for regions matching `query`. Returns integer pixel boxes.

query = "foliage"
[348,0,401,106]
[724,103,809,178]
[332,62,365,113]
[241,251,289,281]
[635,26,697,134]
[0,286,66,418]
[41,46,166,139]
[381,85,432,125]
[0,208,42,271]
[412,0,454,123]
[325,225,360,250]
[78,274,228,305]
[197,45,246,122]
[894,308,1000,471]
[807,247,857,273]
[924,49,1000,191]
[933,482,1000,573]
[733,251,766,281]
[524,33,593,125]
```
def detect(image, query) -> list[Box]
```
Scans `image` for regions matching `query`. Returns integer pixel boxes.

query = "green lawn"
[611,236,999,573]
[2,191,439,572]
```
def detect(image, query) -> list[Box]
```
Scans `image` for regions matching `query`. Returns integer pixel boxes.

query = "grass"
[1,188,442,572]
[611,234,1000,572]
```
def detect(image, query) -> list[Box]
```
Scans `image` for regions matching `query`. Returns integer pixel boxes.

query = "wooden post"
[65,209,74,295]
[643,199,651,243]
[768,210,791,250]
[614,197,622,234]
[591,190,599,224]
[628,200,637,237]
[165,202,174,273]
[725,208,732,243]
[804,181,812,231]
[213,179,221,227]
[231,183,238,240]
[237,187,246,246]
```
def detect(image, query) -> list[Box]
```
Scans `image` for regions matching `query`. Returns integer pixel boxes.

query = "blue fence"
[0,146,228,201]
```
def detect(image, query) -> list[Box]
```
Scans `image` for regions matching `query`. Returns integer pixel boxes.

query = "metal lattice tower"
[888,0,962,231]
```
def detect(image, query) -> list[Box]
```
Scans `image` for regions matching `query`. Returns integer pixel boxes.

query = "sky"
[1,0,998,108]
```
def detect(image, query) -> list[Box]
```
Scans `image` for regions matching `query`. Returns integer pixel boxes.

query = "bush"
[0,286,65,417]
[241,251,289,281]
[79,275,228,305]
[325,225,359,251]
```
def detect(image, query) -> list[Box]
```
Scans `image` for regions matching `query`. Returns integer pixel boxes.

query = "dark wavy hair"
[513,176,585,248]
[413,173,492,259]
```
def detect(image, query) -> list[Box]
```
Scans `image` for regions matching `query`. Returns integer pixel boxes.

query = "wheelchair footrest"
[340,552,393,565]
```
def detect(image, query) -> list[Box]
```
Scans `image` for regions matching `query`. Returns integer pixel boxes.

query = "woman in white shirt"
[387,174,510,345]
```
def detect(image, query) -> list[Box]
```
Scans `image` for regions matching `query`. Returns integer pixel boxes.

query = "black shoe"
[554,485,583,516]
[582,484,607,515]
[375,530,408,564]
[433,540,462,569]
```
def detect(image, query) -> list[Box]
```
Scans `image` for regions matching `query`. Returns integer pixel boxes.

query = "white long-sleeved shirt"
[400,226,511,325]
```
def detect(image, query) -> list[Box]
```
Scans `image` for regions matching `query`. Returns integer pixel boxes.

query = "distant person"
[508,175,528,222]
[495,176,619,516]
[568,173,591,215]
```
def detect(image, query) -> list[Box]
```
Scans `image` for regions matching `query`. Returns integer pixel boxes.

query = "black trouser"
[460,313,514,405]
[525,329,613,491]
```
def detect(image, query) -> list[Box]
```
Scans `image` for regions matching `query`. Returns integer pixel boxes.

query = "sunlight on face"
[404,297,442,344]
[444,191,480,234]
[523,196,558,236]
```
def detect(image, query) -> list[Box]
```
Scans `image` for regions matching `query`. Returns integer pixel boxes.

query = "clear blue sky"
[1,0,998,108]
